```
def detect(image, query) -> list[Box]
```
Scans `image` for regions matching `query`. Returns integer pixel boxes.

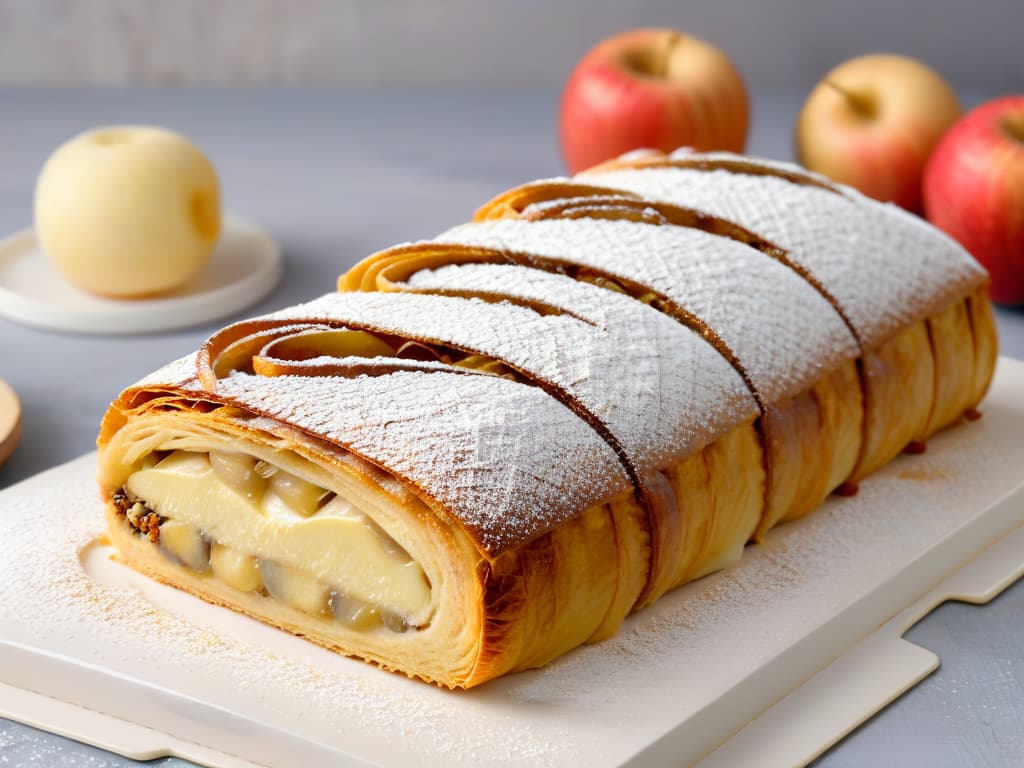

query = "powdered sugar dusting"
[404,262,757,463]
[119,353,630,555]
[435,218,860,403]
[243,290,753,473]
[216,369,630,552]
[131,353,200,389]
[586,153,986,347]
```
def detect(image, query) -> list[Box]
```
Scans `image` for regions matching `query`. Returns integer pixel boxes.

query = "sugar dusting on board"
[3,381,1024,767]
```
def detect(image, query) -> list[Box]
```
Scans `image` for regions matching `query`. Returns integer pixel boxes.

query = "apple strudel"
[99,150,996,688]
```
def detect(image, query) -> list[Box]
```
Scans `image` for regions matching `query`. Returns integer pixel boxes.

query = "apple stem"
[659,32,682,78]
[1002,113,1024,146]
[824,79,875,118]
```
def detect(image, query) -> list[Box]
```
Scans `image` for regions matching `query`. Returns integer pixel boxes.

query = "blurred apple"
[559,28,748,174]
[796,54,961,212]
[924,95,1024,305]
[35,125,221,298]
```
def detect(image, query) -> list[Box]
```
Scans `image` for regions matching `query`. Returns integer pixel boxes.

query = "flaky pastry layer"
[100,150,998,688]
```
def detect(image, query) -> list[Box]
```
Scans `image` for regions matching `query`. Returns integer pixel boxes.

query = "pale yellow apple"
[35,125,221,298]
[796,54,961,213]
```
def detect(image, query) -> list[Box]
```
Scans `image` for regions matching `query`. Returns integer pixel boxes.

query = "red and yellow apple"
[796,54,961,213]
[559,28,748,174]
[924,95,1024,305]
[35,125,221,298]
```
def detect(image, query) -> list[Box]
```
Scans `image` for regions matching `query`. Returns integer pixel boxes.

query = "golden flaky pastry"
[98,150,996,688]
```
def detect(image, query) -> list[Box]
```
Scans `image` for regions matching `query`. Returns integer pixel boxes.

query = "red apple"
[559,28,748,174]
[924,95,1024,305]
[796,54,961,213]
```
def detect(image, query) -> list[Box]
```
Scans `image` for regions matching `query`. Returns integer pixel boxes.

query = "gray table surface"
[1,88,1022,767]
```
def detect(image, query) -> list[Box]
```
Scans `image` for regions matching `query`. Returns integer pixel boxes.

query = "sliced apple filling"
[217,326,522,382]
[115,450,432,633]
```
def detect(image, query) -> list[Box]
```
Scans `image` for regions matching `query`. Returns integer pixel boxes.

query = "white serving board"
[0,216,282,334]
[2,358,1024,768]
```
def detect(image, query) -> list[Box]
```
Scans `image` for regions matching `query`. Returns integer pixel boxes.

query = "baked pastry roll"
[572,150,995,474]
[99,151,996,688]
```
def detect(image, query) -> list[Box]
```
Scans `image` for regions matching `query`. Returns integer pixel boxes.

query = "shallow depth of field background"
[1,0,1020,90]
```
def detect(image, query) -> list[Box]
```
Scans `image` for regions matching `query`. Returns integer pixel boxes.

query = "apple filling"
[115,450,432,633]
[240,327,523,381]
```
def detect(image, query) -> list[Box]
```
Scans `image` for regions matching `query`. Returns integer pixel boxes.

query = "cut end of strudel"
[98,149,998,689]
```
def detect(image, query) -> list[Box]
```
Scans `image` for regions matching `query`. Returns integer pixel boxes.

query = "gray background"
[1,2,1023,767]
[0,0,1021,90]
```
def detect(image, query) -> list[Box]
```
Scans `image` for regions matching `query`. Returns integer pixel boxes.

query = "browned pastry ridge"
[98,150,997,688]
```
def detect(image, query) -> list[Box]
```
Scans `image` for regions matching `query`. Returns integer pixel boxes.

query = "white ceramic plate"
[0,216,282,334]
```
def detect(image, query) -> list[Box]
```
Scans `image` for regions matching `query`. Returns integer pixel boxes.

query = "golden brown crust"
[101,149,999,689]
[758,359,863,537]
[967,284,999,408]
[472,180,642,221]
[923,297,976,438]
[654,421,765,600]
[588,495,651,642]
[850,321,934,480]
